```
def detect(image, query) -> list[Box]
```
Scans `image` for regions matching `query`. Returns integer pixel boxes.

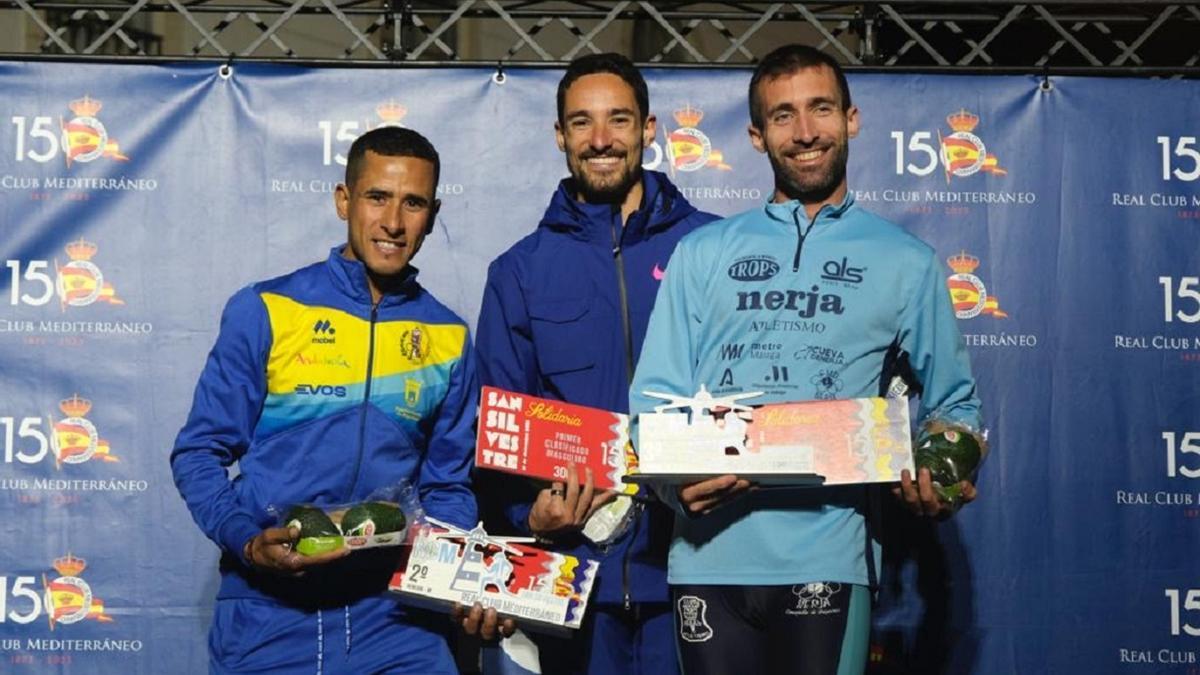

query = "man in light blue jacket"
[630,44,984,675]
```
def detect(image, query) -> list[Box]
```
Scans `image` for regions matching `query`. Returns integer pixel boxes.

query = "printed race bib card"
[627,386,913,486]
[388,518,598,632]
[476,386,635,492]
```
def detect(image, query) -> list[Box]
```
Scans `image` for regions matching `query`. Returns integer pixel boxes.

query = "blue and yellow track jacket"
[171,247,477,603]
[631,193,982,588]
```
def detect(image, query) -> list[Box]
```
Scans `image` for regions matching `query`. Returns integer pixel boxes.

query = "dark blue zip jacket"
[476,171,718,604]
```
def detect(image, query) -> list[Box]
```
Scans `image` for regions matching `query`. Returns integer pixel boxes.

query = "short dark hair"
[557,52,650,125]
[748,44,852,129]
[344,126,440,188]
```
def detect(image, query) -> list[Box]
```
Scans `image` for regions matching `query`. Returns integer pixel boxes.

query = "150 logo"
[1166,588,1200,636]
[1159,276,1200,323]
[6,239,124,309]
[891,110,1006,180]
[319,100,407,167]
[0,554,113,627]
[1157,137,1200,182]
[3,394,117,467]
[1164,431,1200,478]
[11,96,128,166]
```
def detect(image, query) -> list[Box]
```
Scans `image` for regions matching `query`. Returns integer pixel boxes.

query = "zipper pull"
[624,593,631,612]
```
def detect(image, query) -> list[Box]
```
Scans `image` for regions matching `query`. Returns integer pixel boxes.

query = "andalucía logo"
[56,238,124,309]
[947,251,1007,319]
[42,553,114,628]
[49,394,117,468]
[666,104,731,175]
[61,96,129,167]
[939,109,1006,181]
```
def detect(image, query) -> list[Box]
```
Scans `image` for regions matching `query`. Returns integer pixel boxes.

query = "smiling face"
[556,72,657,211]
[334,151,439,302]
[748,65,859,216]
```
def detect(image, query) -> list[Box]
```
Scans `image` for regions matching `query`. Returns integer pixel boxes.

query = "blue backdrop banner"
[0,61,1197,674]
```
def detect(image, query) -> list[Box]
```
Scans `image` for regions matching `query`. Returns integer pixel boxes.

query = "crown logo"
[59,393,93,418]
[53,553,87,577]
[673,104,704,128]
[64,237,98,262]
[69,95,103,118]
[376,100,408,124]
[947,251,981,275]
[947,109,980,134]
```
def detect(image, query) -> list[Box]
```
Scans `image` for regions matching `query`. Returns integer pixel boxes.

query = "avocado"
[284,505,344,555]
[341,501,406,538]
[914,428,983,503]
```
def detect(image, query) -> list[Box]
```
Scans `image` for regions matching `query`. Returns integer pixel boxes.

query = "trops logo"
[946,251,1006,319]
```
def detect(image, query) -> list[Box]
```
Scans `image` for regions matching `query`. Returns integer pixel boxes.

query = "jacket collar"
[764,190,856,230]
[536,170,697,246]
[325,245,420,307]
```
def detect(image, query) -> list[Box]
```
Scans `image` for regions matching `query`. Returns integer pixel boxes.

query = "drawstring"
[316,609,324,675]
[316,605,352,674]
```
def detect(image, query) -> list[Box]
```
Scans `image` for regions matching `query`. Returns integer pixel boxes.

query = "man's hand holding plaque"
[528,462,618,537]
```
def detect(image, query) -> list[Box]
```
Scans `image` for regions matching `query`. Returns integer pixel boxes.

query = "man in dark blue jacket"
[476,53,719,674]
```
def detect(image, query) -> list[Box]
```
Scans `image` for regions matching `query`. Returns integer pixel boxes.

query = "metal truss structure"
[1,1,1197,76]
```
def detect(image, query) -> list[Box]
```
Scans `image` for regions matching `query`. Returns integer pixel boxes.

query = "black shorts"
[672,583,870,675]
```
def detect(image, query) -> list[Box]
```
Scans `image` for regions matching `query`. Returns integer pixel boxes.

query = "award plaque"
[476,386,635,491]
[388,518,598,632]
[626,386,914,486]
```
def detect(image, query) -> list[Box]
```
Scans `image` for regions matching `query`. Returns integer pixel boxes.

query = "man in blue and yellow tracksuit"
[172,127,495,674]
[476,53,718,675]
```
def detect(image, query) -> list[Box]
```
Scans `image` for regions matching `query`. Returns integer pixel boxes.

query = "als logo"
[44,553,114,627]
[56,238,124,308]
[821,257,866,285]
[50,394,118,468]
[728,256,780,282]
[665,104,731,175]
[400,326,427,363]
[311,319,337,344]
[946,252,1007,319]
[940,110,1006,180]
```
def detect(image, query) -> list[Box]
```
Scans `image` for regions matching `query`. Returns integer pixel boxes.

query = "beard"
[767,139,849,205]
[568,149,643,204]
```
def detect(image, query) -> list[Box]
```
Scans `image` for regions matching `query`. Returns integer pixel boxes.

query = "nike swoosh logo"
[652,263,665,281]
